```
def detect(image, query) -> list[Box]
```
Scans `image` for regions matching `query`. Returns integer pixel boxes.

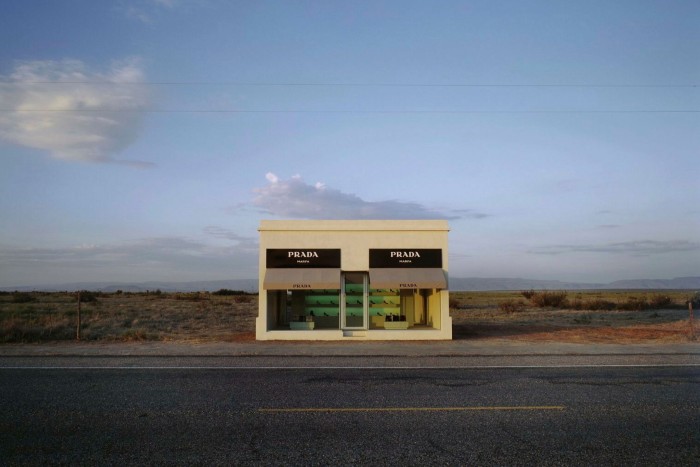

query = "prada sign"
[266,249,341,268]
[369,249,442,268]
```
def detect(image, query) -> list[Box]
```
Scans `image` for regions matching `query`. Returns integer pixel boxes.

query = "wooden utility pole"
[690,300,695,340]
[76,292,81,341]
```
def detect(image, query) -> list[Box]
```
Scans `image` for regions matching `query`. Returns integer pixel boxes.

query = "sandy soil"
[451,308,696,343]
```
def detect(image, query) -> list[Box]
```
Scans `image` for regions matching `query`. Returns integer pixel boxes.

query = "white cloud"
[251,173,484,220]
[0,59,152,165]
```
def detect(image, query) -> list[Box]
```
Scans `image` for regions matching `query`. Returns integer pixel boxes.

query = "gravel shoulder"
[1,339,697,359]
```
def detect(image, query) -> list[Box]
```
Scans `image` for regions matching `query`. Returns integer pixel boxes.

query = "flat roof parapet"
[259,220,450,232]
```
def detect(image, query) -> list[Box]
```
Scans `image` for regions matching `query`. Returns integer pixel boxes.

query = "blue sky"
[0,0,698,287]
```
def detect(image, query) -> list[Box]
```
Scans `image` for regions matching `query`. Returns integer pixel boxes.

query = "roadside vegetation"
[449,289,698,343]
[0,290,257,343]
[508,289,680,312]
[1,289,696,343]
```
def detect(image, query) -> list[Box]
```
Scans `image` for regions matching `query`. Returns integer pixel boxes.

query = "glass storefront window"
[367,287,439,329]
[266,280,441,330]
[268,289,341,329]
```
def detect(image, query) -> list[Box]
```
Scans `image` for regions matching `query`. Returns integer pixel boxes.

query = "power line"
[2,109,697,113]
[0,81,697,88]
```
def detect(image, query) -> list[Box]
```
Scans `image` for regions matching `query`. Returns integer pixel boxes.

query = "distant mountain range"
[2,277,699,292]
[448,276,700,291]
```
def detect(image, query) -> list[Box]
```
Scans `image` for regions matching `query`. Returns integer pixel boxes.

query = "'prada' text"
[390,251,421,258]
[288,251,319,258]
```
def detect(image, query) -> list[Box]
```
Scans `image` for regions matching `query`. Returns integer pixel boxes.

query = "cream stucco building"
[256,220,452,340]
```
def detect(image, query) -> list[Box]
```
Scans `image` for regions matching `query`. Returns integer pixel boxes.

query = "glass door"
[341,272,367,329]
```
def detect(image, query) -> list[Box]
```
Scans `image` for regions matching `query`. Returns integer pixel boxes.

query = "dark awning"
[263,268,341,290]
[369,268,447,289]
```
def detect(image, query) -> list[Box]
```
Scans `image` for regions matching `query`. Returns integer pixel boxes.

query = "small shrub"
[11,292,35,303]
[77,291,99,303]
[616,297,648,311]
[213,289,250,296]
[449,298,461,309]
[232,294,253,304]
[587,299,616,311]
[529,291,568,308]
[520,289,536,300]
[648,294,672,309]
[499,300,526,313]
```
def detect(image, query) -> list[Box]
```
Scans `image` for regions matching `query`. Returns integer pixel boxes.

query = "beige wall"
[428,290,442,328]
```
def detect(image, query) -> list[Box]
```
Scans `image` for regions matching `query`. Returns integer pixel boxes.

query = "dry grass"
[450,290,698,343]
[1,290,697,344]
[0,292,257,343]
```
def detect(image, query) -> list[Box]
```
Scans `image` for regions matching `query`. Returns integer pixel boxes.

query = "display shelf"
[302,290,340,318]
[293,288,403,320]
[370,288,399,295]
[369,288,400,318]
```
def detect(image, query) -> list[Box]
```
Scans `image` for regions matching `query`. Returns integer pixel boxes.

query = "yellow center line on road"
[258,406,565,413]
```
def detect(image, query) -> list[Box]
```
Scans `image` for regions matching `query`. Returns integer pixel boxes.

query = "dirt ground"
[450,289,697,343]
[451,309,695,343]
[1,291,697,344]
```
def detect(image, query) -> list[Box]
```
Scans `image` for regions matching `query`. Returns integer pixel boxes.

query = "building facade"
[256,220,451,340]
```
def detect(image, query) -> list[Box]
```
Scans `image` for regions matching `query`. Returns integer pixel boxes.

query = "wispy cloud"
[450,209,491,220]
[0,236,257,285]
[0,59,152,165]
[203,226,258,250]
[152,0,176,7]
[124,6,152,23]
[251,173,486,220]
[1,238,227,264]
[122,0,177,23]
[530,240,700,257]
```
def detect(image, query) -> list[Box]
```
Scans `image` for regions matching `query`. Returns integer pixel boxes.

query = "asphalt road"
[1,360,698,465]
